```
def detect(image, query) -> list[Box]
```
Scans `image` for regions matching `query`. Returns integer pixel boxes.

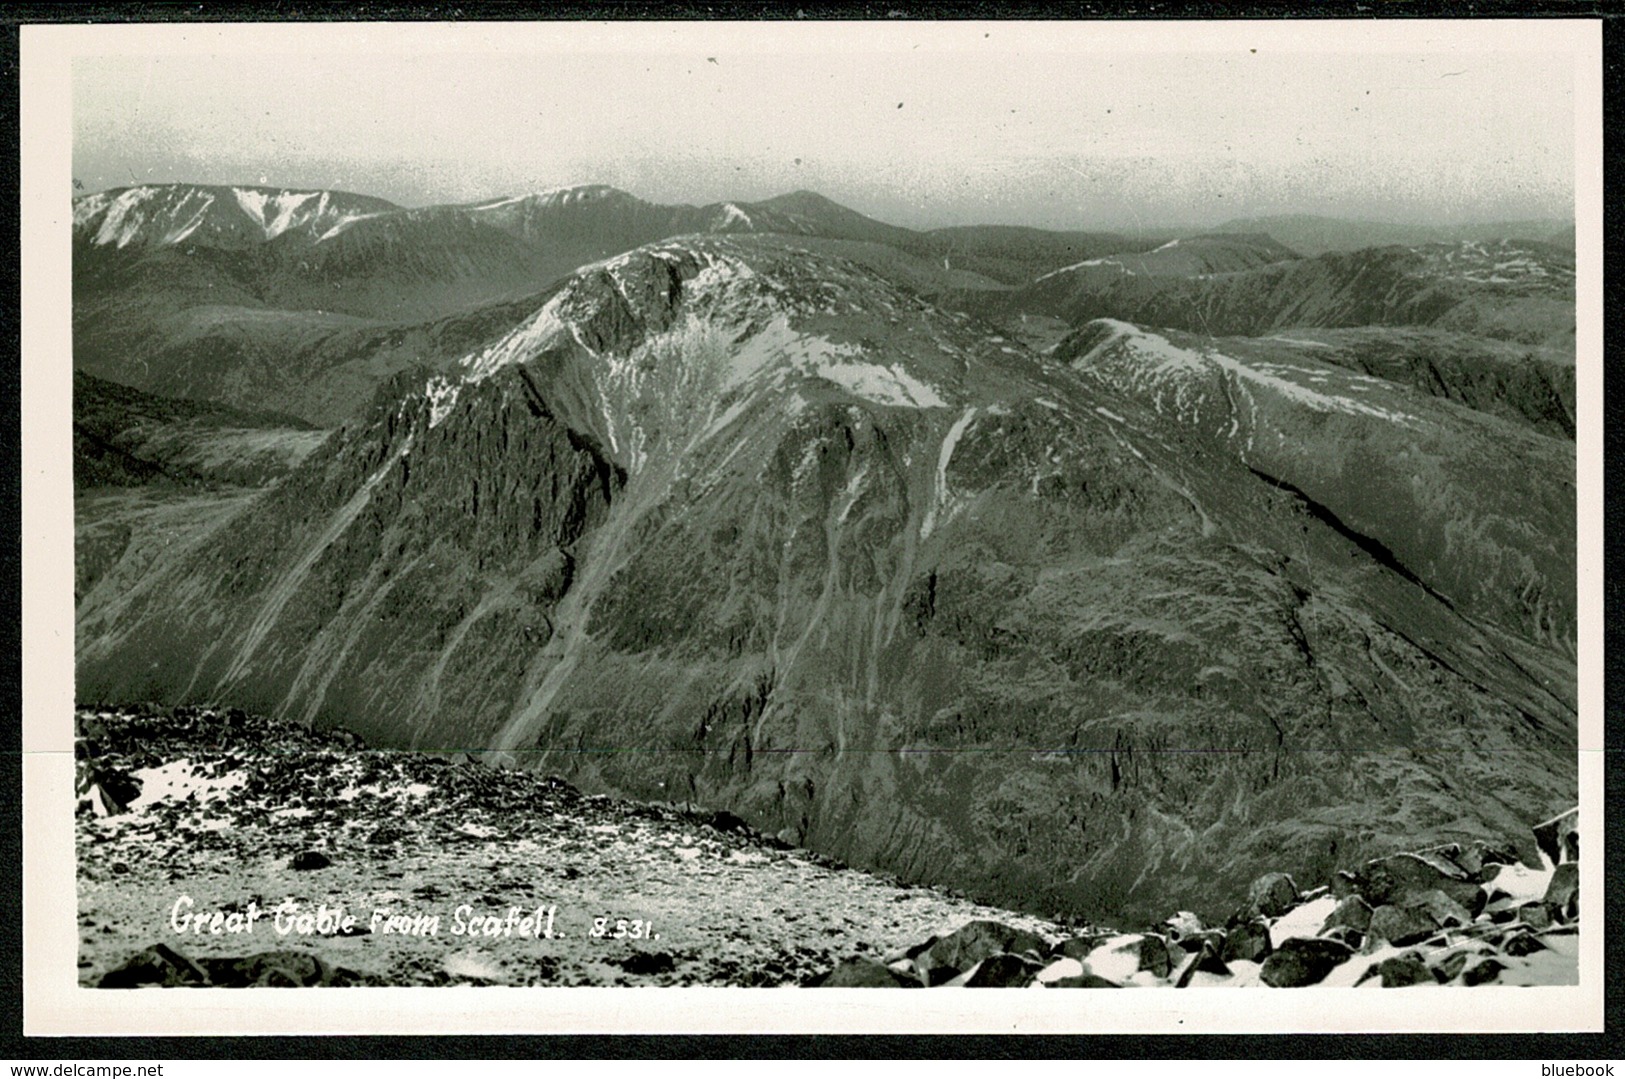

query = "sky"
[68,21,1583,231]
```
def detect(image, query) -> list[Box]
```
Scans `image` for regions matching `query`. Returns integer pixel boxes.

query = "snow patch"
[1481,862,1555,907]
[1083,934,1151,984]
[425,376,461,428]
[1268,895,1341,949]
[462,295,571,382]
[921,407,978,540]
[126,759,247,812]
[1035,257,1131,282]
[816,362,947,409]
[232,188,319,239]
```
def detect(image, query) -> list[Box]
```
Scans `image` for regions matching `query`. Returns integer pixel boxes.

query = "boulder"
[90,768,143,814]
[884,934,938,965]
[961,953,1043,988]
[1161,911,1204,941]
[1320,925,1364,951]
[1173,942,1233,987]
[1431,946,1496,983]
[201,951,343,988]
[1366,904,1439,948]
[367,824,409,845]
[1131,933,1173,979]
[1532,807,1579,866]
[97,943,210,988]
[1462,957,1507,986]
[1406,888,1476,930]
[1498,931,1547,958]
[619,951,676,976]
[1049,974,1122,988]
[1369,953,1432,988]
[1450,841,1521,881]
[1051,933,1112,962]
[921,920,1050,975]
[1329,870,1363,900]
[1542,862,1578,920]
[1259,937,1353,988]
[1175,929,1227,954]
[1319,895,1374,935]
[1349,851,1482,913]
[1246,872,1300,919]
[812,958,918,988]
[1221,918,1273,963]
[288,849,331,871]
[1516,902,1553,931]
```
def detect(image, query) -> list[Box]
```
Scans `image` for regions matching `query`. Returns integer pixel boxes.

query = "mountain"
[904,225,1173,286]
[72,183,1038,423]
[74,371,326,490]
[1053,319,1575,657]
[72,184,401,251]
[74,372,332,610]
[1205,214,1576,257]
[1026,232,1300,282]
[74,233,1576,925]
[1199,326,1574,440]
[987,239,1576,351]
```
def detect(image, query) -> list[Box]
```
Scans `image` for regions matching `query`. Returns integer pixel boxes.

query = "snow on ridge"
[1153,238,1181,251]
[232,188,320,239]
[163,189,218,244]
[72,192,113,228]
[1089,321,1417,426]
[461,293,572,382]
[316,212,384,242]
[89,187,162,248]
[1034,257,1129,283]
[719,203,753,229]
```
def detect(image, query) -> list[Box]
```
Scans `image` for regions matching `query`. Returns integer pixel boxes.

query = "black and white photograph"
[19,16,1604,1036]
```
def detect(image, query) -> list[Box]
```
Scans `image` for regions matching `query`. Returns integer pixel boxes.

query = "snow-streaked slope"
[1058,316,1576,659]
[73,184,400,250]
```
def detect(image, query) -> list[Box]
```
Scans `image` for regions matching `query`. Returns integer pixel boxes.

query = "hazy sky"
[69,21,1582,230]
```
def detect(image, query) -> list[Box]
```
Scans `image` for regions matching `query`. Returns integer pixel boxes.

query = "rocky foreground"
[78,706,1578,989]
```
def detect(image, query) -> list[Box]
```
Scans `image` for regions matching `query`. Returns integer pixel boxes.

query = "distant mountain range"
[1202,214,1574,257]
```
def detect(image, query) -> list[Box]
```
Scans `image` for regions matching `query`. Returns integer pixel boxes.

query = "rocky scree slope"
[75,235,1576,926]
[79,706,1579,990]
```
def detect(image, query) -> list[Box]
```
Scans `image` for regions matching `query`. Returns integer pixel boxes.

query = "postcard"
[20,16,1605,1036]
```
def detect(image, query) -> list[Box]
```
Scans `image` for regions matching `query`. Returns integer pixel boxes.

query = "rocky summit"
[72,184,1577,944]
[78,707,1577,989]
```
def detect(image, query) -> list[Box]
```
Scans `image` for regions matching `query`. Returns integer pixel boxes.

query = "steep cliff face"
[75,236,1576,925]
